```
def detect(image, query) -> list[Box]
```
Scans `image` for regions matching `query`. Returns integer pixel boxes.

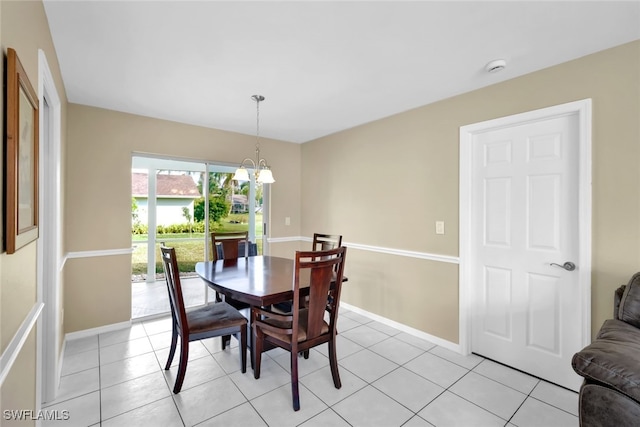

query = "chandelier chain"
[255,96,260,152]
[252,94,264,152]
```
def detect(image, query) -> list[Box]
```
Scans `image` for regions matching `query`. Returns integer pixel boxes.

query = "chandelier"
[233,95,275,184]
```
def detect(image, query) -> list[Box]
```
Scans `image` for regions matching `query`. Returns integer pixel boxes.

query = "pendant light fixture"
[233,95,275,184]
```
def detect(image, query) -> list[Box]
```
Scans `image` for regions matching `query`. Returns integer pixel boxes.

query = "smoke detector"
[485,59,507,73]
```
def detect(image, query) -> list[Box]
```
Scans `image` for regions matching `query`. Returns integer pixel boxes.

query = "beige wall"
[0,0,634,419]
[301,40,640,343]
[64,105,301,332]
[1,330,37,427]
[0,0,67,422]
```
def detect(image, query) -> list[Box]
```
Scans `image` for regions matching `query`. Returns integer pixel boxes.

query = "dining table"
[194,255,346,308]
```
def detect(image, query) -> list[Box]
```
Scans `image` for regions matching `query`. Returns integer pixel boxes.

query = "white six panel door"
[471,113,582,391]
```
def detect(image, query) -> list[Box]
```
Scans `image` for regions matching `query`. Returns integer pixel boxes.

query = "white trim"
[577,101,593,347]
[131,311,171,324]
[36,49,63,407]
[344,242,459,264]
[341,302,460,353]
[458,99,592,356]
[269,236,460,264]
[1,303,44,386]
[66,248,134,259]
[267,236,305,243]
[64,321,132,342]
[262,184,271,255]
[146,171,158,282]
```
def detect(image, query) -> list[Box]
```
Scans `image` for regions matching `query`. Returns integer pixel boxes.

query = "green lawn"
[132,214,263,279]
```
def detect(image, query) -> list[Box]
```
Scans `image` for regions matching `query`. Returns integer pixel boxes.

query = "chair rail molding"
[268,236,459,264]
[0,302,44,386]
[65,248,134,259]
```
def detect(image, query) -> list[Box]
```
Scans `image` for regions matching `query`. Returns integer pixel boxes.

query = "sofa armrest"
[614,285,626,320]
[572,319,640,403]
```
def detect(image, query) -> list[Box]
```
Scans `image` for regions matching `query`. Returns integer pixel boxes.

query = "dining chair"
[210,231,254,347]
[272,233,343,315]
[210,231,252,306]
[211,230,250,262]
[251,246,347,411]
[312,233,342,251]
[160,245,247,394]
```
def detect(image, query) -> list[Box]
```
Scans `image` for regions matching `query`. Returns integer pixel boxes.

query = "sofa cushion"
[572,319,640,402]
[618,272,640,328]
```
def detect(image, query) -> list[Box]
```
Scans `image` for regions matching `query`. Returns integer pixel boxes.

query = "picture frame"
[5,48,39,254]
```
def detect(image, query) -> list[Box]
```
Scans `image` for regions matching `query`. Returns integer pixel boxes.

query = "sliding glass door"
[131,155,266,319]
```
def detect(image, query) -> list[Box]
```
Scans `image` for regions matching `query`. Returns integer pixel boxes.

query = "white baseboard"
[62,304,459,363]
[340,302,461,354]
[64,320,132,342]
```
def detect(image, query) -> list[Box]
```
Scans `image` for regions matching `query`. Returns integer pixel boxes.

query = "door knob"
[550,262,576,271]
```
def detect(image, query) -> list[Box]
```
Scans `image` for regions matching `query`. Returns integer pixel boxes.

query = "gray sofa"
[572,272,640,427]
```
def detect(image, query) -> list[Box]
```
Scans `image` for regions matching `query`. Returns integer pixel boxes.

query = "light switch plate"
[435,221,445,235]
[285,217,291,226]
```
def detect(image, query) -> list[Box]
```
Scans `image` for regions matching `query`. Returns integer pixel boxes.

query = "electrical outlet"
[435,221,445,235]
[285,217,291,226]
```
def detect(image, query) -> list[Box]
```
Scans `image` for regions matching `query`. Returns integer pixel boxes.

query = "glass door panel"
[131,156,208,318]
[205,165,265,258]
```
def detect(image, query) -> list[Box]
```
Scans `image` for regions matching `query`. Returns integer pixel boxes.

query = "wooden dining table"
[195,255,347,308]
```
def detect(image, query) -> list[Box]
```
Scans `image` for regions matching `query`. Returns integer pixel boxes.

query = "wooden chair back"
[312,233,342,251]
[211,231,249,261]
[296,246,347,342]
[161,246,188,334]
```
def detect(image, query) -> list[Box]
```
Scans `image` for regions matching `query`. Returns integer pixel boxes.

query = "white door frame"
[459,99,592,356]
[36,49,63,405]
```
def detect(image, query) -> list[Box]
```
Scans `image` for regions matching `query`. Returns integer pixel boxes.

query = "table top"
[195,255,346,307]
[195,256,299,307]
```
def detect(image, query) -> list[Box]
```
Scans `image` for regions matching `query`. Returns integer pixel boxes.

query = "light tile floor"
[45,307,579,426]
[132,277,212,319]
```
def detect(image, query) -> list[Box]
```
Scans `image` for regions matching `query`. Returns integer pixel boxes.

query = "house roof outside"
[132,173,201,198]
[232,194,247,205]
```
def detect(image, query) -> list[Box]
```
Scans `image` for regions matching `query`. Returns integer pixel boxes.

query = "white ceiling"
[43,1,640,144]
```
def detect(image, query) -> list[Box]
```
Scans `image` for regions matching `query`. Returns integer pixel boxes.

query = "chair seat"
[186,302,247,335]
[262,308,329,342]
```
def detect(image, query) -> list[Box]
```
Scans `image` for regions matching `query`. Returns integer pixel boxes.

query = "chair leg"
[291,349,300,411]
[249,330,254,371]
[328,336,341,389]
[303,349,310,359]
[253,328,263,379]
[165,325,178,370]
[222,335,231,350]
[239,326,247,373]
[173,339,189,394]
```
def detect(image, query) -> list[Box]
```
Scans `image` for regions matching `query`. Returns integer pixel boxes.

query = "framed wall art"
[5,48,39,254]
